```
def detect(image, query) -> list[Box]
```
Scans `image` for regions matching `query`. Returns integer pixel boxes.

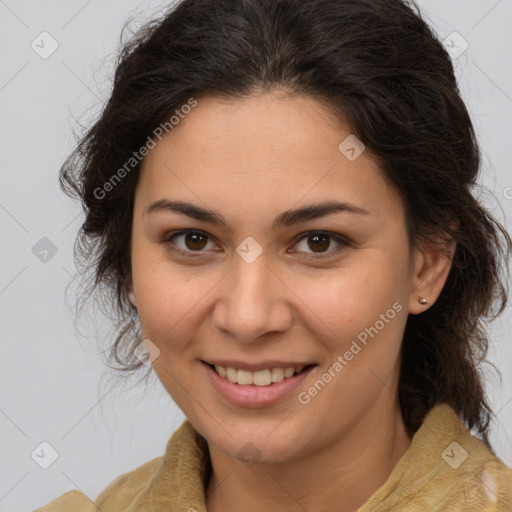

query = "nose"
[212,252,292,343]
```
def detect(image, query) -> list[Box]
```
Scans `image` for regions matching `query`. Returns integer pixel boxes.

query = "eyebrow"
[143,199,371,229]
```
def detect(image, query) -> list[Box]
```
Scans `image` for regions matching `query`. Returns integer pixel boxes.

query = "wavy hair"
[60,0,511,446]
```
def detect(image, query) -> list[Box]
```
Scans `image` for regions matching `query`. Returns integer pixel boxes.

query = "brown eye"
[307,233,330,252]
[162,229,349,259]
[163,230,215,253]
[293,231,348,257]
[183,232,208,250]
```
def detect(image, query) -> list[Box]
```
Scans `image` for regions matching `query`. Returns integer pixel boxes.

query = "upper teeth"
[214,365,305,386]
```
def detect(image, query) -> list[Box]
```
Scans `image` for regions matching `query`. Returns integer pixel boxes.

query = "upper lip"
[202,359,317,372]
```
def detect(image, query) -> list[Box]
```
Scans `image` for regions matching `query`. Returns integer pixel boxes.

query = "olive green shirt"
[34,404,512,511]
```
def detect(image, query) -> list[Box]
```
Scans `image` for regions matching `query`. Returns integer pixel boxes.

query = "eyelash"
[161,229,350,259]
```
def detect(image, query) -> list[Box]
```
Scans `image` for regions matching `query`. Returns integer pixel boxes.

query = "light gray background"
[0,1,511,510]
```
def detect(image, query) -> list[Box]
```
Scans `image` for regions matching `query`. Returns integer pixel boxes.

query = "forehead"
[136,93,402,222]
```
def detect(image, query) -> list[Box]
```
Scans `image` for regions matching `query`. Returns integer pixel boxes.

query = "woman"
[36,0,512,510]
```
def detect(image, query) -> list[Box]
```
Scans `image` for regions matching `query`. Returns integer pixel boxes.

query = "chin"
[205,421,310,466]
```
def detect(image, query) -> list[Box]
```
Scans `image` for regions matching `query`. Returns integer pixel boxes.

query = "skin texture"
[129,90,455,512]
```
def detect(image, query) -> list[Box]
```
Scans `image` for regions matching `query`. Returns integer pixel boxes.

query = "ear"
[408,232,456,315]
[127,283,137,307]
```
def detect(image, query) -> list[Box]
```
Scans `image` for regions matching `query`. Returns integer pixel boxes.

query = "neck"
[205,401,412,512]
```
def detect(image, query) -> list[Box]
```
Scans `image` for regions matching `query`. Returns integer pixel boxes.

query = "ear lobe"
[408,236,456,315]
[128,289,137,307]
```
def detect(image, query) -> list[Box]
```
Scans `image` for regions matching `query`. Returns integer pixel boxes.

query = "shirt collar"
[145,404,506,511]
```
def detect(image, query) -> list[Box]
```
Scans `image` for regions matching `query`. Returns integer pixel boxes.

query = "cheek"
[297,263,408,387]
[135,277,199,346]
[294,261,403,334]
[131,229,410,349]
[131,243,194,347]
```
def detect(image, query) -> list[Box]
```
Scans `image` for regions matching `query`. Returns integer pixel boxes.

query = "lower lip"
[202,362,317,408]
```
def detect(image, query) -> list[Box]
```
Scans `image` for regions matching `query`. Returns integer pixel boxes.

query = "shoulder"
[414,404,512,510]
[33,456,163,512]
[33,490,95,512]
[360,404,512,511]
[33,418,207,512]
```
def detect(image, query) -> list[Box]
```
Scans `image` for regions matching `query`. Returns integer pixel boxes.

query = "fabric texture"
[34,404,512,511]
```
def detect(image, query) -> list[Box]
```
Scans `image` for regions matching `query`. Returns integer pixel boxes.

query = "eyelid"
[162,229,350,258]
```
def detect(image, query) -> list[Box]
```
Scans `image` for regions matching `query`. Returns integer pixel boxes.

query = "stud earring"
[419,297,428,305]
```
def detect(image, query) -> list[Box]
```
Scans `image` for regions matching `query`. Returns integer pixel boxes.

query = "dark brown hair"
[60,0,511,446]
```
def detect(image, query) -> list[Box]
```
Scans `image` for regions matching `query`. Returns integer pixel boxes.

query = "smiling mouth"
[204,362,317,386]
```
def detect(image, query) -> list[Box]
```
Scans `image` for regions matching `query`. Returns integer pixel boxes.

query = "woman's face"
[130,91,421,464]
